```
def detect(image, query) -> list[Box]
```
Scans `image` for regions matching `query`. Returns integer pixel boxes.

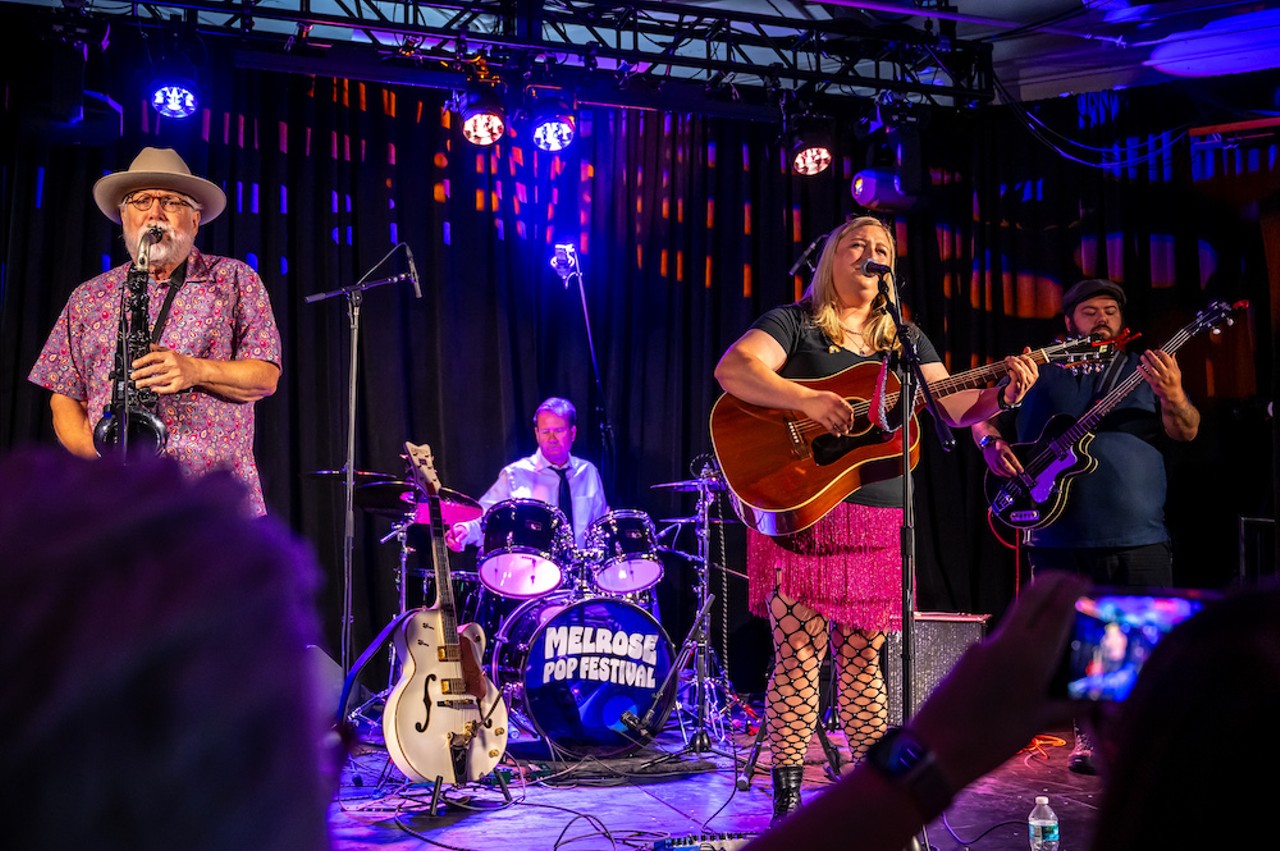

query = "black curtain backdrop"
[2,22,1275,695]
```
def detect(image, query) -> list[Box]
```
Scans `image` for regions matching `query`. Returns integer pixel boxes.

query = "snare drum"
[491,592,675,758]
[586,509,665,594]
[478,499,571,599]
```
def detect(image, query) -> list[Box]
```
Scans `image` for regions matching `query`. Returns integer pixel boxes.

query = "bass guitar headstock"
[1191,299,1249,336]
[404,441,442,498]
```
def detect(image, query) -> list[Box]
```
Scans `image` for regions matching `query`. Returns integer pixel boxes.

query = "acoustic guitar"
[986,300,1247,530]
[382,441,508,784]
[709,335,1119,536]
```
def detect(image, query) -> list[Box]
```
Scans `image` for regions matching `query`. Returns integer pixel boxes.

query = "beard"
[125,223,195,269]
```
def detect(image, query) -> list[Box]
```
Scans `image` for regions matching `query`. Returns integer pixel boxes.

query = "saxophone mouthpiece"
[143,226,164,244]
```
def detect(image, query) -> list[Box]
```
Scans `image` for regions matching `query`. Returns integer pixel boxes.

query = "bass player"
[713,215,1038,824]
[970,277,1201,774]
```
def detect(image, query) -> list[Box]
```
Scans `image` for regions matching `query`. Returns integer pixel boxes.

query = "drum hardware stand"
[651,463,745,761]
[305,242,420,674]
[341,514,418,730]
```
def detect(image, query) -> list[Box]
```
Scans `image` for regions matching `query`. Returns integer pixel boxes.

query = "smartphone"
[1049,586,1218,702]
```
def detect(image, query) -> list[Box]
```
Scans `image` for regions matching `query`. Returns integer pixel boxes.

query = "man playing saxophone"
[28,147,282,516]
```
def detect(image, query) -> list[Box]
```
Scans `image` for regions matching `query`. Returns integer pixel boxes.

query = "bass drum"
[491,592,675,758]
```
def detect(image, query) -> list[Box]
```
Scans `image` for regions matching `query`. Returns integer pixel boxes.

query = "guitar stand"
[736,657,843,790]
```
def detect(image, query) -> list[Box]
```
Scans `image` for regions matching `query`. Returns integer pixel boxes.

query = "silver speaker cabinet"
[884,612,989,726]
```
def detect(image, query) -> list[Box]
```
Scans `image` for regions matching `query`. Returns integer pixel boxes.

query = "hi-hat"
[650,476,727,493]
[303,468,394,482]
[354,480,482,527]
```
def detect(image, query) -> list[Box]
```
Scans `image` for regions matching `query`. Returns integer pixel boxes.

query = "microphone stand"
[305,244,418,674]
[553,249,616,491]
[877,273,949,851]
[874,273,954,728]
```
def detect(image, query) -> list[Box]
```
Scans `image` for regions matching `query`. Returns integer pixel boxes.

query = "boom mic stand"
[305,242,421,674]
[877,270,952,851]
[550,244,616,492]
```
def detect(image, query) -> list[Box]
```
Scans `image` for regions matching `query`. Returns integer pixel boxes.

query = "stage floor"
[329,700,1103,851]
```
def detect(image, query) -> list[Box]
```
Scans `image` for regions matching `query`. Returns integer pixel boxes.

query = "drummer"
[444,397,609,553]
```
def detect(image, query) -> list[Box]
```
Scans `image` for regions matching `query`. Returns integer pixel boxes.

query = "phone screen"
[1049,587,1217,702]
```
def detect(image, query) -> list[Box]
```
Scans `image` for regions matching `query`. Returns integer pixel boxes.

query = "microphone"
[404,244,422,299]
[550,244,576,286]
[620,710,645,734]
[788,235,826,277]
[857,258,893,277]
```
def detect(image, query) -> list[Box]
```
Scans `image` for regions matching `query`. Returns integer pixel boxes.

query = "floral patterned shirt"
[28,249,283,516]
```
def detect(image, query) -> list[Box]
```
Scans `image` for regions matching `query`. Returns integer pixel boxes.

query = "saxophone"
[93,226,170,457]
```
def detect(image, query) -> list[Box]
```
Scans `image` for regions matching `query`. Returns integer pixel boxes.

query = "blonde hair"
[803,215,901,354]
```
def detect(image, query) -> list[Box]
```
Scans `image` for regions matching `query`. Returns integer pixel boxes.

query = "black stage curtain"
[2,31,1274,694]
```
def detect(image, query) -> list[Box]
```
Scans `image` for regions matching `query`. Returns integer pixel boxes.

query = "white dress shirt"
[456,447,609,550]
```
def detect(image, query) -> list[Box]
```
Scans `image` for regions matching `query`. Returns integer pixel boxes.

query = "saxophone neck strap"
[150,260,188,345]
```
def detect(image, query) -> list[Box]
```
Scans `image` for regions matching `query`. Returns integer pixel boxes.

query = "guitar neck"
[1056,327,1200,448]
[891,345,1062,410]
[423,496,460,646]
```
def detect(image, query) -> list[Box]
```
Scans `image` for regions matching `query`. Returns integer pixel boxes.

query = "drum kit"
[325,459,742,762]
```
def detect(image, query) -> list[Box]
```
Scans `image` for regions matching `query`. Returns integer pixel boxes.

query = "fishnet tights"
[765,590,889,767]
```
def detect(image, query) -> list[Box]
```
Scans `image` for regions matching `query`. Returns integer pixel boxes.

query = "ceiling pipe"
[815,0,1126,45]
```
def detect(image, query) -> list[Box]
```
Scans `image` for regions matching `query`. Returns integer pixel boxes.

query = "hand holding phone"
[1049,586,1218,702]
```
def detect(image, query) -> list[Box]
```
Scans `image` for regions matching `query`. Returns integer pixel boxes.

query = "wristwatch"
[977,433,1001,450]
[865,726,954,820]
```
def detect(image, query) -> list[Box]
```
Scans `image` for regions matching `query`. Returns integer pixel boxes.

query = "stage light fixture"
[145,25,203,120]
[461,91,507,146]
[787,116,833,176]
[149,78,199,119]
[530,99,577,152]
[851,168,917,212]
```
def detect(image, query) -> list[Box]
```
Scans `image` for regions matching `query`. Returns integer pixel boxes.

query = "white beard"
[125,224,195,270]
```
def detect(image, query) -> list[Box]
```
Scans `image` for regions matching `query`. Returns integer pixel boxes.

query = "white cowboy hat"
[92,147,226,224]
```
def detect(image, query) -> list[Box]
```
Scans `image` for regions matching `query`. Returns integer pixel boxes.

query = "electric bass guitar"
[383,441,509,784]
[710,335,1120,536]
[985,300,1247,530]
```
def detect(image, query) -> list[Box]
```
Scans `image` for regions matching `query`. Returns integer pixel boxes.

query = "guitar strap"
[1092,350,1128,402]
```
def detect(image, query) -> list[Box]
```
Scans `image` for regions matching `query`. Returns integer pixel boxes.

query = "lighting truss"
[7,1,993,119]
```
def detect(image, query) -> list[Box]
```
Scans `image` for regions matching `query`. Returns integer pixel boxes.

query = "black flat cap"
[1062,278,1126,314]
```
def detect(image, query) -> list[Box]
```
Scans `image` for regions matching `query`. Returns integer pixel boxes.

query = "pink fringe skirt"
[746,502,904,631]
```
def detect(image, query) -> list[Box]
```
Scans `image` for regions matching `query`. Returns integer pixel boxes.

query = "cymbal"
[354,480,417,515]
[354,480,483,527]
[303,468,395,482]
[658,516,739,525]
[650,476,727,493]
[423,488,483,527]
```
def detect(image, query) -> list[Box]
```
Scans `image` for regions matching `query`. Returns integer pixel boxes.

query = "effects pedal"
[653,832,757,851]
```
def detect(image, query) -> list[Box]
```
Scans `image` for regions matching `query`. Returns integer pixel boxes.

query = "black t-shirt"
[750,302,941,508]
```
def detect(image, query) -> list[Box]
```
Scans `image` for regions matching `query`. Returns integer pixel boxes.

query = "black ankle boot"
[771,765,805,824]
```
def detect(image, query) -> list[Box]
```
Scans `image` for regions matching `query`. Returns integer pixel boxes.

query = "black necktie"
[554,466,575,531]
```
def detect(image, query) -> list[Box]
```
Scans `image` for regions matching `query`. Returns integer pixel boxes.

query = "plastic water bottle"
[1028,795,1060,851]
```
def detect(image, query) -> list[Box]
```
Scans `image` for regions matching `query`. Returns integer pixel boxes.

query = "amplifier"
[883,611,988,726]
[653,832,758,850]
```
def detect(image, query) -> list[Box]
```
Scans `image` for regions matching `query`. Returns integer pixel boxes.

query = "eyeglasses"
[124,193,193,213]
